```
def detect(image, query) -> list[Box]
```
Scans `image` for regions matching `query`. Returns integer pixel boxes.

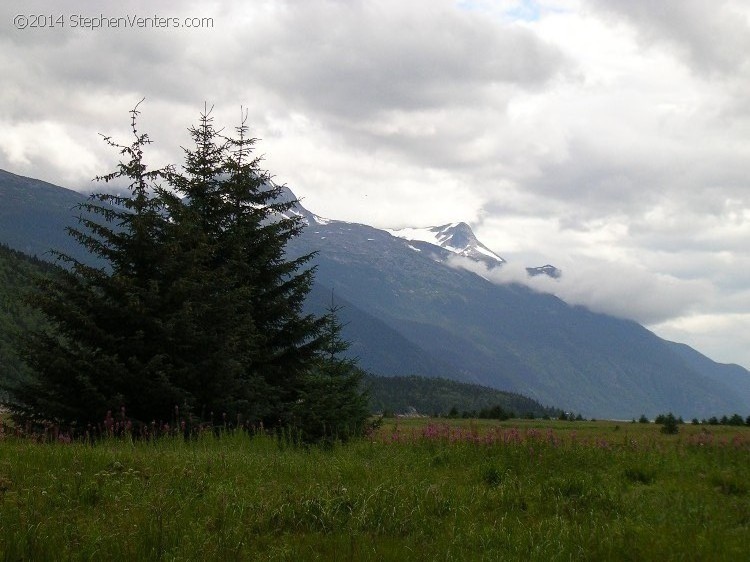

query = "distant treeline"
[365,374,560,418]
[637,412,750,426]
[441,405,585,421]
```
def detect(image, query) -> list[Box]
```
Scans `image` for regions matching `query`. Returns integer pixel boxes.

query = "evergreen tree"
[6,101,184,424]
[660,412,679,435]
[164,107,327,423]
[155,107,256,419]
[292,297,370,443]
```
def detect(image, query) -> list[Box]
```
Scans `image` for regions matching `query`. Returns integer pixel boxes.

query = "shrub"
[660,413,679,435]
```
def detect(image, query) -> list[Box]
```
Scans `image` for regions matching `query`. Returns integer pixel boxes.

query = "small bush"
[482,466,503,487]
[624,467,656,485]
[660,413,679,435]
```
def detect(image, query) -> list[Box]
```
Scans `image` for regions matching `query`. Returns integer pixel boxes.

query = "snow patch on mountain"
[386,222,506,266]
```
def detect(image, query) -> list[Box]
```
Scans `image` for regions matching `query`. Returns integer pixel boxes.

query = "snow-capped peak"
[386,222,506,267]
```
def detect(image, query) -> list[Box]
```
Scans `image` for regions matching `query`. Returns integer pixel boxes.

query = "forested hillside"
[365,374,556,417]
[0,244,54,393]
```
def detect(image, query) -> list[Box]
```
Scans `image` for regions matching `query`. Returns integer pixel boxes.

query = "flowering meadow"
[1,417,749,560]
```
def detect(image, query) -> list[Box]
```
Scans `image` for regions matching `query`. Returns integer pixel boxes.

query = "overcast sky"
[2,0,750,368]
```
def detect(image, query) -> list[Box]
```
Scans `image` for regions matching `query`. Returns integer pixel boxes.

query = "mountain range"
[1,167,749,419]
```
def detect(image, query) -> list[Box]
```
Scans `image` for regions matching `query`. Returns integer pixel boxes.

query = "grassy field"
[1,418,749,561]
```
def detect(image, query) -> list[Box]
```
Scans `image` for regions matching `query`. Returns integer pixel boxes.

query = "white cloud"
[584,0,750,78]
[1,0,750,367]
[447,254,711,325]
[0,121,101,186]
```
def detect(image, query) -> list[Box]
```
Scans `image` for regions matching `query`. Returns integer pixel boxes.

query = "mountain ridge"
[2,168,749,419]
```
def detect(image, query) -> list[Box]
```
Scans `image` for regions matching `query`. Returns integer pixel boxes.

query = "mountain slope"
[2,169,750,419]
[0,169,89,263]
[304,283,464,380]
[283,195,750,418]
[666,341,750,411]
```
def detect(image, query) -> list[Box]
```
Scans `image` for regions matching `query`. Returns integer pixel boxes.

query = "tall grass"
[1,420,749,560]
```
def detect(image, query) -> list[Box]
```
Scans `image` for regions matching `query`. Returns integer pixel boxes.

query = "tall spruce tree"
[163,107,327,423]
[7,102,185,424]
[219,111,328,424]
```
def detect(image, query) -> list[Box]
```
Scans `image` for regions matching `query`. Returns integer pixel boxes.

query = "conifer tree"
[164,107,327,423]
[7,101,184,424]
[292,296,370,443]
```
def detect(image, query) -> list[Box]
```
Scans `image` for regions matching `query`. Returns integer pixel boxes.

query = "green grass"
[1,420,750,560]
